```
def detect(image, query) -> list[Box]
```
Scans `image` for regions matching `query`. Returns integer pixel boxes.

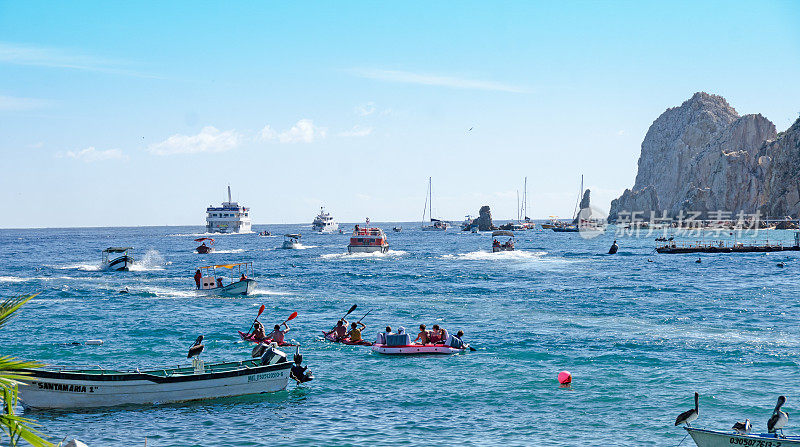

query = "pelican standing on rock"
[768,395,788,437]
[675,392,699,427]
[732,418,751,434]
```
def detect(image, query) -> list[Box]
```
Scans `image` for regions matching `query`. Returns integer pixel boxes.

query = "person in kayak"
[414,324,430,344]
[252,321,267,342]
[328,319,348,341]
[347,321,366,342]
[267,323,290,345]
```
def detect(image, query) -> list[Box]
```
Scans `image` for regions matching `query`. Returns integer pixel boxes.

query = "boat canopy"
[284,234,301,239]
[492,231,514,237]
[103,247,132,253]
[201,263,251,269]
[194,238,215,243]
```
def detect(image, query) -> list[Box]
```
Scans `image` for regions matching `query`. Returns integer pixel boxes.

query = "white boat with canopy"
[492,231,515,252]
[195,262,256,295]
[282,234,301,249]
[101,247,133,271]
[18,337,293,409]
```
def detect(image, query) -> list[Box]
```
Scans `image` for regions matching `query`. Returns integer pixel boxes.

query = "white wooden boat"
[686,427,800,446]
[196,262,256,296]
[282,234,301,249]
[491,230,515,252]
[18,358,292,409]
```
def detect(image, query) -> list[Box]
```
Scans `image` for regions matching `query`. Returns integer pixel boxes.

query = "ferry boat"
[205,186,251,233]
[101,247,133,271]
[348,222,389,254]
[194,262,256,296]
[312,207,338,233]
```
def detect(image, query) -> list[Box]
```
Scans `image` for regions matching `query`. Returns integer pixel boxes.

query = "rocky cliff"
[609,92,800,221]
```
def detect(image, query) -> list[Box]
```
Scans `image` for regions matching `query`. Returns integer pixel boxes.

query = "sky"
[1,1,799,228]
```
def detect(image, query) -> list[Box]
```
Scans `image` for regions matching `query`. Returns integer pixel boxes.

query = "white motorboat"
[206,185,252,233]
[282,234,301,249]
[347,224,388,254]
[101,247,133,271]
[312,207,338,233]
[492,231,515,252]
[19,341,293,409]
[421,177,448,231]
[194,262,256,296]
[686,427,800,446]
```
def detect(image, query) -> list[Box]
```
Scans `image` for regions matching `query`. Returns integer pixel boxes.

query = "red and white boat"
[372,343,466,355]
[347,222,388,254]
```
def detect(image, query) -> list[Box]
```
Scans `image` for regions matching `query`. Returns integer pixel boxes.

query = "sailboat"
[421,177,448,231]
[552,175,583,232]
[520,177,535,230]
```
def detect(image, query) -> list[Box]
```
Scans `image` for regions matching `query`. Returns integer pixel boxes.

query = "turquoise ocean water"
[1,224,799,446]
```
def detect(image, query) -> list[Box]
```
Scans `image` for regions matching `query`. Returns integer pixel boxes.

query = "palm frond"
[1,387,54,447]
[0,356,44,392]
[0,294,39,330]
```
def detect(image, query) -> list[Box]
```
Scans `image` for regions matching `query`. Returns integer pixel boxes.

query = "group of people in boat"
[327,318,367,343]
[193,269,248,289]
[376,325,466,348]
[250,320,291,344]
[492,239,513,250]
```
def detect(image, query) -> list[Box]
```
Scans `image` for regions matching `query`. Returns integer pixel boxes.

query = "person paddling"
[267,322,290,345]
[347,321,366,342]
[252,321,267,342]
[414,324,430,344]
[328,319,348,341]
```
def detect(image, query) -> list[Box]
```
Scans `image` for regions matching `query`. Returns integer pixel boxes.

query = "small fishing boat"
[195,238,215,254]
[195,262,256,296]
[322,331,372,346]
[282,234,301,249]
[18,340,293,409]
[258,230,272,236]
[101,247,134,271]
[492,231,515,252]
[685,427,800,446]
[393,226,402,232]
[347,224,388,254]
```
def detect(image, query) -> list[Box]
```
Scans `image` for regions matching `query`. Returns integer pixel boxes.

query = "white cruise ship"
[312,207,338,233]
[205,186,252,233]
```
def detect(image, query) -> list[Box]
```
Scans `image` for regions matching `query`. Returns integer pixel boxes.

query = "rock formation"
[610,92,800,221]
[477,205,495,231]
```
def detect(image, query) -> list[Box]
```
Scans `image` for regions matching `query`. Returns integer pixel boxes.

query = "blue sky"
[1,1,798,228]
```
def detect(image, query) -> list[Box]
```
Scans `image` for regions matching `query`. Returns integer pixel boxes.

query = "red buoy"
[558,371,572,385]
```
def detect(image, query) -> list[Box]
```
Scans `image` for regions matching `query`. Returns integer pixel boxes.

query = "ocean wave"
[279,244,318,250]
[200,249,245,254]
[128,249,167,271]
[54,263,102,271]
[321,250,407,260]
[440,250,548,261]
[0,276,27,283]
[167,231,254,237]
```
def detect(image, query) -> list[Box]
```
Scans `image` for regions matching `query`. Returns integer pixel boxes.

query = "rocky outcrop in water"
[609,92,800,221]
[477,205,495,231]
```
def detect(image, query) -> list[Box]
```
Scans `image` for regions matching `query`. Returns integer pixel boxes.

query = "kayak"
[237,331,296,347]
[371,343,467,355]
[322,331,372,346]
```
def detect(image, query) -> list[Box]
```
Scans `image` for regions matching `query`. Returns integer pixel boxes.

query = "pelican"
[768,395,788,437]
[732,418,751,434]
[675,392,699,427]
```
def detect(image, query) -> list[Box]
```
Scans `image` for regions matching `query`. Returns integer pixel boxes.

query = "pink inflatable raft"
[371,332,468,355]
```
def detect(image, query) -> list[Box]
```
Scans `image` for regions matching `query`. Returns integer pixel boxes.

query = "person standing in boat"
[267,323,290,345]
[414,324,430,344]
[347,321,366,342]
[194,269,202,289]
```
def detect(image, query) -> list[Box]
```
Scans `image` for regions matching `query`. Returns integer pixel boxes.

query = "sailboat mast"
[429,177,433,222]
[572,175,583,220]
[517,190,520,222]
[524,177,528,220]
[227,185,232,203]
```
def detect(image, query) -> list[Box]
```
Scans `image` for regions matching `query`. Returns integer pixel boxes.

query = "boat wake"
[0,276,27,283]
[54,263,102,271]
[168,231,253,237]
[321,250,407,260]
[128,250,167,271]
[280,244,318,250]
[441,250,549,261]
[206,249,245,254]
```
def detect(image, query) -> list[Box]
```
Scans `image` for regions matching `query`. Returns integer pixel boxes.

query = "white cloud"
[147,126,241,155]
[355,102,376,116]
[0,41,157,78]
[337,126,373,137]
[259,119,326,143]
[59,147,127,162]
[0,95,51,111]
[617,130,625,136]
[348,68,530,93]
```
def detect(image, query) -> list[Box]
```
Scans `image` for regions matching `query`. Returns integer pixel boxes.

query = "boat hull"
[19,361,292,409]
[196,246,214,254]
[492,247,514,253]
[200,279,256,296]
[103,255,133,271]
[347,245,388,254]
[371,344,466,355]
[686,428,800,447]
[282,242,299,249]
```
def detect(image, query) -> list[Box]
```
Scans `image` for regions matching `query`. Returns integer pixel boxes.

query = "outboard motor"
[290,347,314,383]
[259,342,287,365]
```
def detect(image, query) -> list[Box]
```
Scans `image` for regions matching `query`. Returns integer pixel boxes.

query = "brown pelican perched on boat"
[768,395,789,436]
[675,392,699,427]
[732,418,752,434]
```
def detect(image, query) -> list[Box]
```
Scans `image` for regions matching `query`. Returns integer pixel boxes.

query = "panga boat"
[686,427,800,446]
[195,262,256,296]
[348,224,388,254]
[101,247,134,271]
[282,234,301,249]
[492,231,515,252]
[18,341,293,409]
[195,238,215,254]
